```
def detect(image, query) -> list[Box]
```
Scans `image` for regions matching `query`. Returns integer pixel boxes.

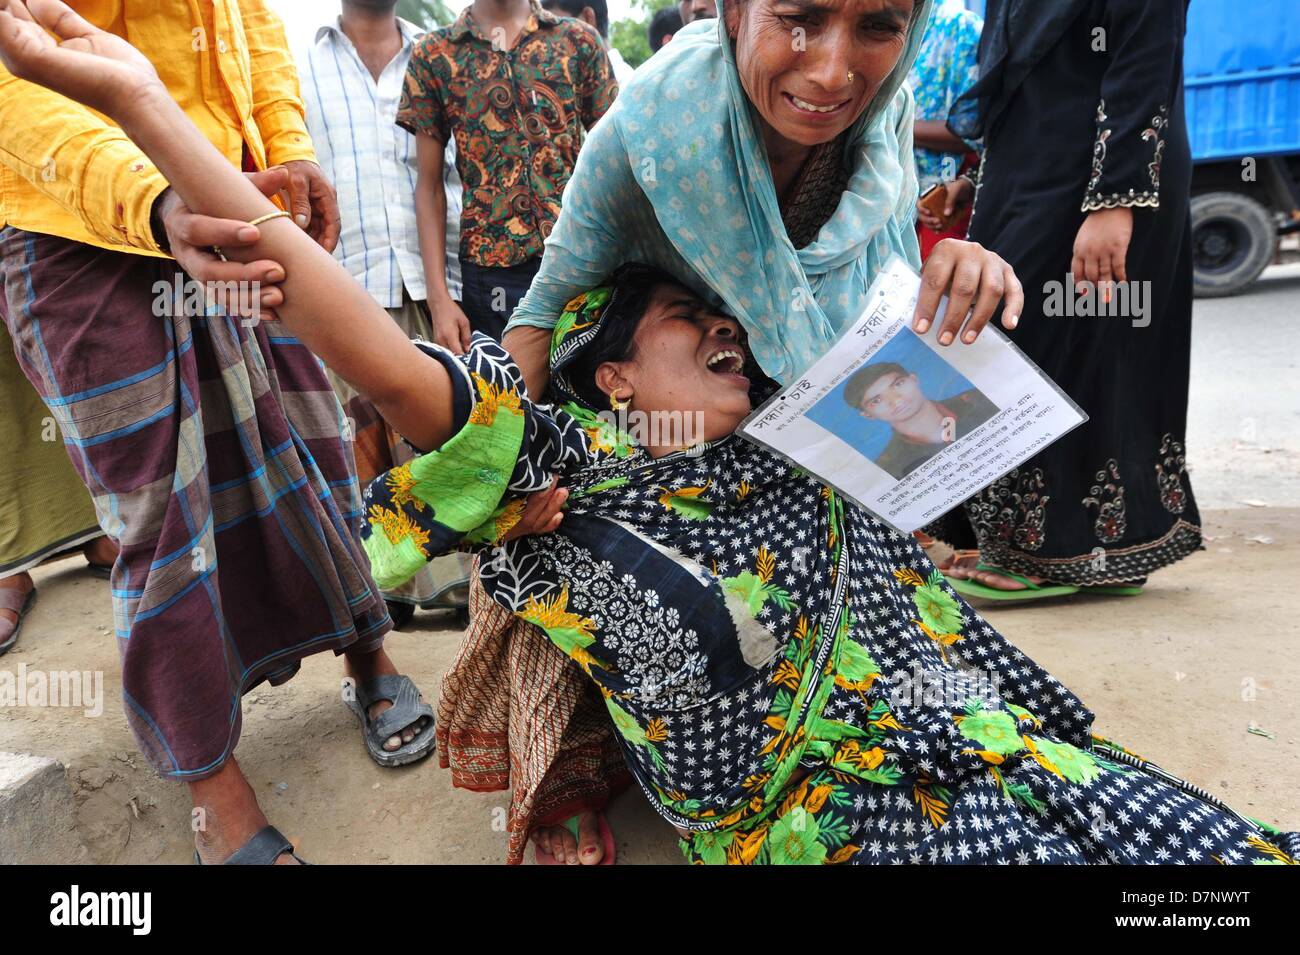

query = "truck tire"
[1190,191,1277,297]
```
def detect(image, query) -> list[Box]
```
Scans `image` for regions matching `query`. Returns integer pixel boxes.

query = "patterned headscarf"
[547,263,776,424]
[548,262,695,411]
[548,273,627,412]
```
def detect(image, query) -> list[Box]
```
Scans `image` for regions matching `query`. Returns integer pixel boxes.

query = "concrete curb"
[0,752,87,864]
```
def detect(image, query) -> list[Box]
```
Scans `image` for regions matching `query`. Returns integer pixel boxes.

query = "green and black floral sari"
[361,284,1297,865]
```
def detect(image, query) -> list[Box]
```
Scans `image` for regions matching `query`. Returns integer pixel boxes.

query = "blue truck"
[1184,0,1300,295]
[961,0,1300,296]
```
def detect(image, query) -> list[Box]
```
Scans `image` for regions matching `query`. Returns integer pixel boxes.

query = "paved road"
[1189,263,1300,509]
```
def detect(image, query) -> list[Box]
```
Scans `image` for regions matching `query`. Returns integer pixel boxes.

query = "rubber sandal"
[82,539,116,579]
[1079,582,1145,596]
[193,825,309,865]
[534,813,616,866]
[345,673,437,768]
[939,547,980,570]
[945,563,1079,602]
[0,586,36,656]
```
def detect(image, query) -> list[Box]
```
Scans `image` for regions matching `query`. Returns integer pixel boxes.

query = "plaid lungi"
[0,228,391,779]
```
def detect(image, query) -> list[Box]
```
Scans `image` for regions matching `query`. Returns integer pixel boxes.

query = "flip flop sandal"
[939,547,980,570]
[345,674,437,768]
[0,586,36,656]
[193,825,309,865]
[82,540,115,579]
[945,564,1080,602]
[1079,582,1145,596]
[534,813,616,866]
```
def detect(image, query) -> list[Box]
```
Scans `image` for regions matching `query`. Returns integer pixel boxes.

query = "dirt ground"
[2,507,1297,865]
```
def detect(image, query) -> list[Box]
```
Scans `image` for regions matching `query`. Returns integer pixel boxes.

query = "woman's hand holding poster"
[741,257,1086,533]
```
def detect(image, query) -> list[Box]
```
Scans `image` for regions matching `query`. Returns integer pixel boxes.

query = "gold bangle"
[247,210,292,227]
[212,210,291,259]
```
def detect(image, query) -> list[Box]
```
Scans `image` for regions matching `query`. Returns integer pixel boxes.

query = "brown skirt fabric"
[436,566,628,864]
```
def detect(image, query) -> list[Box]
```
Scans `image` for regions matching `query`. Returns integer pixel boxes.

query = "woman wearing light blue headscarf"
[471,0,1027,862]
[503,0,1023,393]
[485,0,1030,861]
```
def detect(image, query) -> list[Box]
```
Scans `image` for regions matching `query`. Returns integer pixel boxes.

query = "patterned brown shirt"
[397,3,617,268]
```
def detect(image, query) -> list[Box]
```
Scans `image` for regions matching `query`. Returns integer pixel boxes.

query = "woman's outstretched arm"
[0,0,453,450]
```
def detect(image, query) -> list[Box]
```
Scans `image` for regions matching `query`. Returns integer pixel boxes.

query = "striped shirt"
[301,16,462,306]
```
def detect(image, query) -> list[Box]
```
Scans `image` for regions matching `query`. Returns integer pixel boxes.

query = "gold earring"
[847,70,854,83]
[610,391,629,412]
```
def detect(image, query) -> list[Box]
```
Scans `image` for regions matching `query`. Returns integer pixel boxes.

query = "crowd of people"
[0,0,1294,866]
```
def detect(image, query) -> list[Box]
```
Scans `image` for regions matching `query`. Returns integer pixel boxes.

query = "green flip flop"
[1078,582,1145,596]
[945,563,1080,602]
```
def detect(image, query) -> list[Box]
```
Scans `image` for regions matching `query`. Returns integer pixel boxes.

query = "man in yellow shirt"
[0,0,435,865]
[0,0,338,261]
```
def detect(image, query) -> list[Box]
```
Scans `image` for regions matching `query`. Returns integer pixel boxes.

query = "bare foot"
[532,811,605,865]
[82,535,119,569]
[942,553,1044,591]
[342,646,431,752]
[0,572,34,631]
[190,757,301,864]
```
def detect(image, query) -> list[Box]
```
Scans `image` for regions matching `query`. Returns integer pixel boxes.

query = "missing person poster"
[740,256,1087,534]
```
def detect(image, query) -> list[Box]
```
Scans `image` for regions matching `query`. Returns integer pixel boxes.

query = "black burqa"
[931,0,1201,585]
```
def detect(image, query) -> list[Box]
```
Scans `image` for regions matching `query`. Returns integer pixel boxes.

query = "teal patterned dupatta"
[507,0,933,386]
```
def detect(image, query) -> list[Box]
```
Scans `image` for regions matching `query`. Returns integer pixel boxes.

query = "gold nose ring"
[847,70,854,83]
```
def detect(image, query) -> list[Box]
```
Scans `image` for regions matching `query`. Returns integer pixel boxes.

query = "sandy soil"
[1,508,1296,864]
